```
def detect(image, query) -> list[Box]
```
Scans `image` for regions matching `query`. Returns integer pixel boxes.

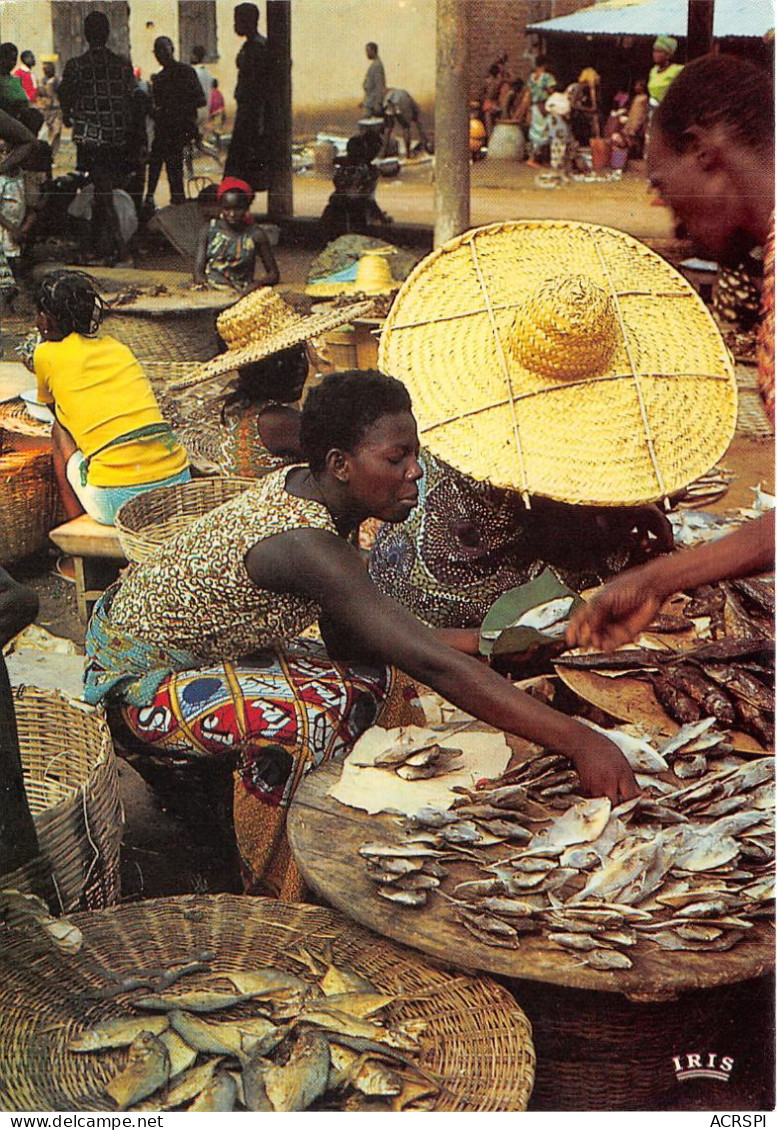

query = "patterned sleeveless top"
[108,466,336,660]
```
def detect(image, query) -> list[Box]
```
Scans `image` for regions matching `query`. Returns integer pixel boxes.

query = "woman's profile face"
[341,411,423,523]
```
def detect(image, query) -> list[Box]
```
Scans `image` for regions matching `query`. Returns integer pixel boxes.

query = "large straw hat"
[171,287,375,389]
[378,220,738,506]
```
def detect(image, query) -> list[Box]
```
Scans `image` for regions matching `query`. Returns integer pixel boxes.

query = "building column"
[687,0,715,59]
[266,0,293,220]
[434,0,470,247]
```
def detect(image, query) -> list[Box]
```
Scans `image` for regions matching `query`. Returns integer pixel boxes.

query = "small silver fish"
[584,949,633,970]
[377,887,427,907]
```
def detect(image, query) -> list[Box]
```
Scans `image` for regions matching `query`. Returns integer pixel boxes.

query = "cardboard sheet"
[329,724,511,817]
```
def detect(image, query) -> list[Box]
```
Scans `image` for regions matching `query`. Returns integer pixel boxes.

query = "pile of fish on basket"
[68,947,440,1111]
[358,723,774,965]
[556,578,774,747]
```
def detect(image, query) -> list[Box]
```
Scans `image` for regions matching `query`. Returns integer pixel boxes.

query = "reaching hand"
[566,572,664,652]
[572,730,640,803]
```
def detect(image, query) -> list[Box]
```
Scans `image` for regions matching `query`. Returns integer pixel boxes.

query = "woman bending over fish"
[84,371,637,896]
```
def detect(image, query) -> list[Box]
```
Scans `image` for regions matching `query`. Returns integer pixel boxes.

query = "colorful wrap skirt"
[85,590,419,897]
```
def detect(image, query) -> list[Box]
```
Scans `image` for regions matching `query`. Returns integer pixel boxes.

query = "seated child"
[34,269,190,528]
[193,177,279,293]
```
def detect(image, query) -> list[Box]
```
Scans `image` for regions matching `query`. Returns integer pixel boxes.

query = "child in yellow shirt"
[34,270,190,526]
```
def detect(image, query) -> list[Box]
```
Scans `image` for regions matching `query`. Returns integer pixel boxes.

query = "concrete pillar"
[687,0,715,59]
[267,0,293,220]
[434,0,470,248]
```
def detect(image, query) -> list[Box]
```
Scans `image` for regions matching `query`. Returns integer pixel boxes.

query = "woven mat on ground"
[735,366,774,438]
[103,314,219,363]
[0,894,535,1112]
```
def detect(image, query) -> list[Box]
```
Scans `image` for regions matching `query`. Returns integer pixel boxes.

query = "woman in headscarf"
[647,36,683,108]
[524,55,556,168]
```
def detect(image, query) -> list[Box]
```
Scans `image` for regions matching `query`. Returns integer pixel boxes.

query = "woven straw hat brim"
[378,221,738,506]
[172,297,375,389]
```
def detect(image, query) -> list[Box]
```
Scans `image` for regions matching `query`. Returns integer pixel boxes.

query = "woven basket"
[103,312,220,364]
[0,894,535,1112]
[114,476,256,563]
[0,431,56,563]
[0,688,122,913]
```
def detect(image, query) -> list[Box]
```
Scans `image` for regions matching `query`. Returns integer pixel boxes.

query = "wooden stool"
[48,515,126,622]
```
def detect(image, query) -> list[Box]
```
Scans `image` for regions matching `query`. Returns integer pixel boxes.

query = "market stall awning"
[527,0,774,39]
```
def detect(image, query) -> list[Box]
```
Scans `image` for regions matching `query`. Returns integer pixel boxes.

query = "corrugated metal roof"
[527,0,774,39]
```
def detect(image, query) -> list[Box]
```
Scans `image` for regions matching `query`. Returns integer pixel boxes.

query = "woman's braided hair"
[35,269,106,336]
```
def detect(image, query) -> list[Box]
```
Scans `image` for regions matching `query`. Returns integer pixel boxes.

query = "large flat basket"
[0,894,535,1112]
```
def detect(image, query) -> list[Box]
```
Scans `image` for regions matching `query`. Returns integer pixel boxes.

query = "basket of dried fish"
[555,579,775,752]
[0,894,536,1112]
[114,477,256,563]
[0,687,123,912]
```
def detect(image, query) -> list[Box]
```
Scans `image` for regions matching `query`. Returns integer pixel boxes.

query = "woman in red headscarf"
[193,176,279,292]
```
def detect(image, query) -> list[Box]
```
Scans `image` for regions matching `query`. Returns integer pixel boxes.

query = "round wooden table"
[288,754,775,1109]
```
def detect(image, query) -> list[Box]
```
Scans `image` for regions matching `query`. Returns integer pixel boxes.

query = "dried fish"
[104,1031,170,1111]
[359,842,443,860]
[259,1030,331,1112]
[660,718,718,759]
[69,1014,170,1052]
[133,989,255,1013]
[158,1029,198,1078]
[189,1071,238,1112]
[377,887,427,907]
[674,755,708,779]
[547,932,599,951]
[168,1010,286,1058]
[528,797,612,854]
[584,949,633,971]
[163,1057,225,1109]
[652,675,702,724]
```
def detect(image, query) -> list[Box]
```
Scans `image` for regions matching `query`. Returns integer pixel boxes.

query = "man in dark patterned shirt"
[58,11,135,262]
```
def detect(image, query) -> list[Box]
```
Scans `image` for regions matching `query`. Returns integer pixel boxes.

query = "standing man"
[13,50,36,101]
[225,3,269,192]
[362,41,385,117]
[37,55,62,160]
[143,36,205,211]
[58,11,135,263]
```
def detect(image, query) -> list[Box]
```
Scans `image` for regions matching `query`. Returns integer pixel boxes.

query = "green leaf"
[479,567,583,657]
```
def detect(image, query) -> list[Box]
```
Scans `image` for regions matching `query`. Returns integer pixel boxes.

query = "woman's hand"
[570,729,640,803]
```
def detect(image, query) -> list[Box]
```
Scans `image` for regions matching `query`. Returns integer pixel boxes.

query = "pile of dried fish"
[357,727,464,781]
[104,284,171,308]
[68,948,440,1112]
[557,578,774,747]
[358,721,774,968]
